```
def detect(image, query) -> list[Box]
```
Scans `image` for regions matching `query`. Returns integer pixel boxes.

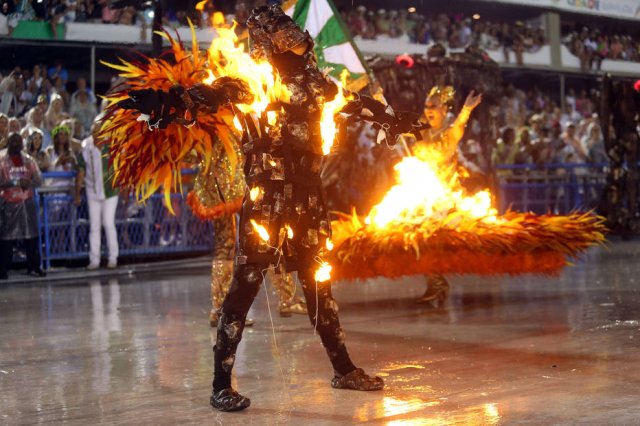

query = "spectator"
[582,122,606,163]
[52,76,70,108]
[75,120,119,269]
[46,124,78,188]
[0,70,31,117]
[575,89,594,117]
[63,117,86,140]
[534,126,555,164]
[609,35,623,60]
[565,88,577,112]
[0,132,45,279]
[0,112,8,149]
[70,89,98,132]
[558,123,588,163]
[26,64,44,94]
[560,104,581,128]
[0,2,8,35]
[348,6,367,37]
[49,0,68,38]
[26,128,50,171]
[34,93,48,114]
[7,117,20,134]
[48,60,68,85]
[31,0,47,20]
[493,127,518,167]
[71,76,97,105]
[44,93,68,131]
[99,0,120,23]
[4,0,34,36]
[24,105,52,149]
[514,127,534,164]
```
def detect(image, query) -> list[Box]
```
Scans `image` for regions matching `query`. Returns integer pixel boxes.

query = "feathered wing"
[100,30,241,213]
[330,210,607,279]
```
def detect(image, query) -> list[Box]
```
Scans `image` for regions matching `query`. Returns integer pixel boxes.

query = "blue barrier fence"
[495,163,608,215]
[31,169,213,269]
[9,163,609,269]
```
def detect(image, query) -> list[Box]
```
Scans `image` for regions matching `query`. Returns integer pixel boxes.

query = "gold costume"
[189,140,305,325]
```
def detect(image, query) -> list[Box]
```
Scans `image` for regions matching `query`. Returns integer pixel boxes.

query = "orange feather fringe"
[329,211,607,280]
[186,191,243,220]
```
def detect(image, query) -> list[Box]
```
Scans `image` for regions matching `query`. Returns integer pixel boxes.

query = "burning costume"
[106,6,419,412]
[205,6,399,410]
[415,86,482,305]
[187,139,306,327]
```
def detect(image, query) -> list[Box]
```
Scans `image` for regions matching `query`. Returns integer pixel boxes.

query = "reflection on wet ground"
[2,242,640,424]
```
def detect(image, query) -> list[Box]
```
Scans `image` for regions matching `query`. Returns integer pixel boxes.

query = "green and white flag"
[283,0,370,91]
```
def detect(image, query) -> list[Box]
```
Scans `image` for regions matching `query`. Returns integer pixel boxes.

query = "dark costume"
[211,7,388,410]
[113,5,421,411]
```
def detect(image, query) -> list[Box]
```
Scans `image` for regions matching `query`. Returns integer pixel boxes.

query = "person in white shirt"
[74,119,119,269]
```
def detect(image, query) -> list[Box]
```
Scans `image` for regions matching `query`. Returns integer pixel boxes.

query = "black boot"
[210,388,251,411]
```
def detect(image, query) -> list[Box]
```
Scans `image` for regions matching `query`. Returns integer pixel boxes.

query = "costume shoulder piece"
[100,28,251,211]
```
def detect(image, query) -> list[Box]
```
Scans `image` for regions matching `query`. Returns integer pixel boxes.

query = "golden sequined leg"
[210,259,234,326]
[267,263,307,317]
[416,274,449,306]
[210,216,237,327]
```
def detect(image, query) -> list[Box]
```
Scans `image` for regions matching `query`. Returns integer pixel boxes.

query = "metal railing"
[10,163,609,269]
[33,170,213,269]
[495,163,608,215]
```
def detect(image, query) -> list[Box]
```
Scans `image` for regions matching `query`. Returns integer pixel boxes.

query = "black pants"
[212,263,356,392]
[0,238,41,276]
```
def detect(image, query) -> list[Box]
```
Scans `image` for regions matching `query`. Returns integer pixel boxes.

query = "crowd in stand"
[564,26,640,70]
[0,0,213,36]
[342,7,546,64]
[0,0,278,36]
[0,61,101,179]
[489,85,606,172]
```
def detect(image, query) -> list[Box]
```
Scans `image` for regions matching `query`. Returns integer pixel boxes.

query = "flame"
[250,219,270,242]
[232,116,242,132]
[204,24,280,118]
[314,262,332,282]
[249,186,262,202]
[195,0,207,11]
[325,239,334,251]
[202,22,350,154]
[285,225,294,239]
[366,144,498,229]
[320,70,352,154]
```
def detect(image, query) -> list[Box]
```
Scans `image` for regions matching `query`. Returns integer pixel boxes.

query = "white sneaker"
[87,263,100,270]
[107,260,118,269]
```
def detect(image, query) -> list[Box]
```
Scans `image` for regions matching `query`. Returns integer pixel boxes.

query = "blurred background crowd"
[0,60,105,177]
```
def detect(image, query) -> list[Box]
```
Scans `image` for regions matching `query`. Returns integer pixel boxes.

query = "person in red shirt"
[0,132,45,279]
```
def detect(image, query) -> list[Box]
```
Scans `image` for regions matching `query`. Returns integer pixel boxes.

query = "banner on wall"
[479,0,640,21]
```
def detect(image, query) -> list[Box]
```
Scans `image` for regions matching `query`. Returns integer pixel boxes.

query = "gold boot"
[267,264,307,317]
[416,274,449,306]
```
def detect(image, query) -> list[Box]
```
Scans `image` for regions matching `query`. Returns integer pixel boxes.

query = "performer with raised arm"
[415,85,482,305]
[105,5,421,412]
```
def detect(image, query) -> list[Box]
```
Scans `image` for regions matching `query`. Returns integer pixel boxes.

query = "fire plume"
[329,143,607,280]
[366,144,498,230]
[315,262,332,283]
[202,23,350,154]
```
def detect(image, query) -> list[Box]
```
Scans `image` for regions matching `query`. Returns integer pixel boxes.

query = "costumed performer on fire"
[187,134,308,327]
[109,5,421,412]
[411,85,482,305]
